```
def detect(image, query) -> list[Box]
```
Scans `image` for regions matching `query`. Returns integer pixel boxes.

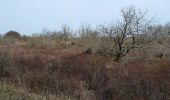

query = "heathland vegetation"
[0,6,170,100]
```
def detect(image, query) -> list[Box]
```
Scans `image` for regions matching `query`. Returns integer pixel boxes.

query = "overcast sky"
[0,0,169,35]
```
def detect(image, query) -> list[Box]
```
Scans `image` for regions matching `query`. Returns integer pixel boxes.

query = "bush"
[0,48,12,78]
[4,31,21,39]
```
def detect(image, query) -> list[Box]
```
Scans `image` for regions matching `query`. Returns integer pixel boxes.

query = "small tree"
[4,31,21,39]
[100,6,153,61]
[79,24,99,39]
[60,25,72,41]
[79,24,100,51]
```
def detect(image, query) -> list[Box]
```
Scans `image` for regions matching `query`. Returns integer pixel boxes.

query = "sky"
[0,0,170,35]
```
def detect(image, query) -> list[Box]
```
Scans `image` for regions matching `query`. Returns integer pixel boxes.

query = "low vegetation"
[0,6,170,100]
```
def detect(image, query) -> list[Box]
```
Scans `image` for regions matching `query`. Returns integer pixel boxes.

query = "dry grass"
[0,37,170,100]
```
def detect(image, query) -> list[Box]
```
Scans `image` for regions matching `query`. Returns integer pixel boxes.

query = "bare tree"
[78,24,100,52]
[79,24,99,40]
[100,6,153,61]
[61,24,72,41]
[164,22,170,36]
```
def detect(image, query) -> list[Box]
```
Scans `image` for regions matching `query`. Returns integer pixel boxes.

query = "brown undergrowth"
[0,42,170,100]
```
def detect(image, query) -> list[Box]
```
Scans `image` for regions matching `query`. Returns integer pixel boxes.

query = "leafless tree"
[164,22,170,36]
[79,24,99,40]
[100,6,153,61]
[60,24,72,41]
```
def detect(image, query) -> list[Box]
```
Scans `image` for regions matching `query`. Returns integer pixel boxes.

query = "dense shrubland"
[0,6,170,100]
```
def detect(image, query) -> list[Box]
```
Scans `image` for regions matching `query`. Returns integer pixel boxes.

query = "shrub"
[4,31,21,39]
[0,48,12,78]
